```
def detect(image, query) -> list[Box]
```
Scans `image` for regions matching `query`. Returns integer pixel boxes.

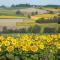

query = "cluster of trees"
[0,26,40,33]
[11,4,41,8]
[36,16,60,23]
[44,27,57,33]
[0,4,60,8]
[0,25,58,34]
[16,10,24,16]
[58,16,60,24]
[31,11,38,16]
[11,4,32,7]
[16,10,38,17]
[44,5,60,8]
[58,27,60,33]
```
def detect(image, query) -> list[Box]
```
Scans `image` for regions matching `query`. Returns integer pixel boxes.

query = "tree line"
[0,25,58,34]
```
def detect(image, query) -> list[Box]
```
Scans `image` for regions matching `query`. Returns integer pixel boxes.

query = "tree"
[27,25,41,33]
[1,5,6,8]
[16,10,24,16]
[35,11,38,15]
[48,10,54,14]
[27,14,31,19]
[31,12,35,16]
[44,27,56,33]
[11,5,15,7]
[2,26,7,33]
[16,10,21,15]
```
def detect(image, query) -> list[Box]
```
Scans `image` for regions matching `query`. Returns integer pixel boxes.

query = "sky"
[0,0,60,6]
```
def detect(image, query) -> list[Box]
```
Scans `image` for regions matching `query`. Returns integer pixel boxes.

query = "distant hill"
[11,4,41,8]
[0,4,60,8]
[11,4,60,9]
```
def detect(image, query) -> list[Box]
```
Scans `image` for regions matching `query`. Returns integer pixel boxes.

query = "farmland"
[0,7,60,32]
[0,5,60,60]
[0,7,47,16]
[0,16,26,19]
[31,14,58,20]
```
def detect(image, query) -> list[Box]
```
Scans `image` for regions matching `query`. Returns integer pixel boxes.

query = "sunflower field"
[0,34,60,60]
[31,14,57,20]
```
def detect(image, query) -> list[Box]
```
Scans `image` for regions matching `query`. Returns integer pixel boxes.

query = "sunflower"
[30,45,38,52]
[56,42,60,49]
[7,46,14,53]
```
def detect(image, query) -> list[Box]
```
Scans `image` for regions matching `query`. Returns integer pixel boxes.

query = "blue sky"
[0,0,60,6]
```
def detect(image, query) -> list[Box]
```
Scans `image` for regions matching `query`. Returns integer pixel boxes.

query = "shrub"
[58,17,60,24]
[58,27,60,33]
[27,25,41,33]
[2,26,8,33]
[36,17,58,23]
[44,27,56,33]
[14,28,26,33]
[48,10,54,14]
[16,10,24,16]
[27,14,31,19]
[55,49,60,60]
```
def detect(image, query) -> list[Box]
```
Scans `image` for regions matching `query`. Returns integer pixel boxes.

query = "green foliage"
[27,25,41,33]
[16,10,24,16]
[11,4,31,8]
[44,27,57,33]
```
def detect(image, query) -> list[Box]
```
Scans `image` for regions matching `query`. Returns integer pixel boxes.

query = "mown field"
[0,7,47,16]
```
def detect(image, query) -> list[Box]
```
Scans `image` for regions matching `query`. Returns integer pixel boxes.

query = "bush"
[6,29,14,33]
[36,17,58,23]
[55,49,60,60]
[31,11,38,16]
[58,27,60,33]
[48,10,54,14]
[27,25,41,33]
[16,10,24,16]
[58,17,60,24]
[36,18,47,23]
[2,26,8,33]
[19,28,26,33]
[27,14,31,19]
[44,27,56,33]
[9,28,26,33]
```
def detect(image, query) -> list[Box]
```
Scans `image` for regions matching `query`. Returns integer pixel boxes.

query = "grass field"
[0,16,26,19]
[41,7,60,11]
[0,14,57,19]
[16,22,58,27]
[0,7,47,16]
[0,22,58,34]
